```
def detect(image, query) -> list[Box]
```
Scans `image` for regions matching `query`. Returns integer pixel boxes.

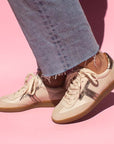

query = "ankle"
[82,52,108,74]
[41,74,66,88]
[37,69,66,88]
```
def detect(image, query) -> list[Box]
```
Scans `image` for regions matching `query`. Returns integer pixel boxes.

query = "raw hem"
[41,47,99,78]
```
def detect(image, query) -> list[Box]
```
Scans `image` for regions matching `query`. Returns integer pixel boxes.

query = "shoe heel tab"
[105,53,113,69]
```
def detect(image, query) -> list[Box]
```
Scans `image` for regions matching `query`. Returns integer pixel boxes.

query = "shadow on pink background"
[0,0,113,144]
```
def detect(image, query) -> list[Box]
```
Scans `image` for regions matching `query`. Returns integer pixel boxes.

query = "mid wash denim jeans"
[8,0,99,77]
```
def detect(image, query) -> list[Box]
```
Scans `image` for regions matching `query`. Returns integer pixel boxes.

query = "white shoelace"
[13,74,42,100]
[64,68,98,103]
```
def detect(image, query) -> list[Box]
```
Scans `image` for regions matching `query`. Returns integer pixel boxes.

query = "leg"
[8,0,99,76]
[8,0,99,87]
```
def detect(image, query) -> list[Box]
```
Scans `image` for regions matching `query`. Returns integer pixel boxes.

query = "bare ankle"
[83,52,108,74]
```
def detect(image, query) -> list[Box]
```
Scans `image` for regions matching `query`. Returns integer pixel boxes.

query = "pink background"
[0,0,114,144]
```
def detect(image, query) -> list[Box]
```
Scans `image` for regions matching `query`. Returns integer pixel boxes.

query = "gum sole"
[52,81,114,124]
[0,99,60,112]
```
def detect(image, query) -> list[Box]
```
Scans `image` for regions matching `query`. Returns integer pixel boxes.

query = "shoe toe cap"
[52,99,94,123]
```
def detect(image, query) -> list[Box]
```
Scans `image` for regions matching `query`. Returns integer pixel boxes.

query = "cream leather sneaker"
[0,73,65,112]
[52,53,114,124]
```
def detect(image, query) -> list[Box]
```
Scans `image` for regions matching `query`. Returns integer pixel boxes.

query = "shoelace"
[14,74,42,100]
[64,68,98,103]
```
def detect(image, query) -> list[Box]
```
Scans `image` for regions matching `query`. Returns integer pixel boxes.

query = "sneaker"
[0,73,65,112]
[52,53,114,123]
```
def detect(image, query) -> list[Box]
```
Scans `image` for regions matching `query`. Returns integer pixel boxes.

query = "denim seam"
[32,0,72,71]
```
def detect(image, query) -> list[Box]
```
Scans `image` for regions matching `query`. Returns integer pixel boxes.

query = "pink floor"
[0,0,114,144]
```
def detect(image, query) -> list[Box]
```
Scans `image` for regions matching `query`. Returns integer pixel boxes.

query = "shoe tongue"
[80,67,96,74]
[65,67,96,90]
[65,71,77,90]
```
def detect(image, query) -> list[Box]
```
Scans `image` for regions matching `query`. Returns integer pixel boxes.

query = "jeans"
[8,0,99,77]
